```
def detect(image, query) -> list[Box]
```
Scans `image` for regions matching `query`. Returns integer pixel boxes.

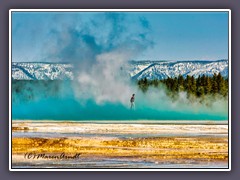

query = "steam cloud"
[42,12,153,105]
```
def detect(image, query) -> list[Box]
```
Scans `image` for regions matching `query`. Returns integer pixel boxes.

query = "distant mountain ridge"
[12,62,73,80]
[12,59,228,80]
[128,59,228,80]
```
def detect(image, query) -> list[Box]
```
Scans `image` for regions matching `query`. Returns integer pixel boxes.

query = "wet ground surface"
[11,121,229,169]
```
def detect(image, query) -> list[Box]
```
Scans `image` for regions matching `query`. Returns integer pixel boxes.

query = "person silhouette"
[130,94,135,110]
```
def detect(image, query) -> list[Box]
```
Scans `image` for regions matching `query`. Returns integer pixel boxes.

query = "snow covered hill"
[12,62,74,80]
[128,60,228,80]
[12,60,228,80]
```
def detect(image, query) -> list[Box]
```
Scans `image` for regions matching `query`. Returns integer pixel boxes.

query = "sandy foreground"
[11,121,229,169]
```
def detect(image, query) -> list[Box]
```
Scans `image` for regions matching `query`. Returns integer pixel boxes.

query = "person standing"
[130,94,135,110]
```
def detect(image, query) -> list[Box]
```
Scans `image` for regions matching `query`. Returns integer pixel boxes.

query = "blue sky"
[12,11,229,62]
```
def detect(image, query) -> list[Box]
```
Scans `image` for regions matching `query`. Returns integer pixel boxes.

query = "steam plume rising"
[42,12,153,105]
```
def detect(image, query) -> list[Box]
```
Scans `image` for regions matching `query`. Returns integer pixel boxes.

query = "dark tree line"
[137,73,228,98]
[12,80,70,102]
